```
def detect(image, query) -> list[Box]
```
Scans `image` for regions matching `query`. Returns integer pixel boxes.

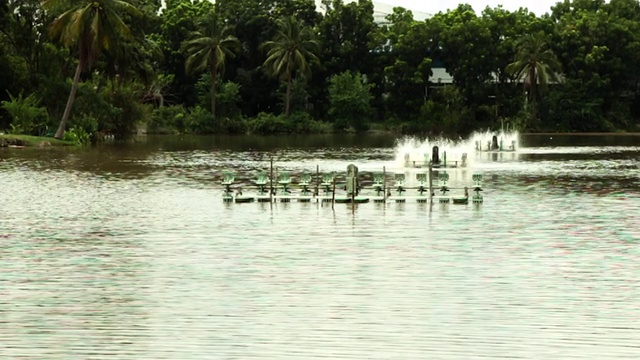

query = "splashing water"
[394,130,520,168]
[470,129,520,152]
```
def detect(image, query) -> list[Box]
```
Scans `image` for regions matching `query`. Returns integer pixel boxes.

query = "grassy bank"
[0,134,76,147]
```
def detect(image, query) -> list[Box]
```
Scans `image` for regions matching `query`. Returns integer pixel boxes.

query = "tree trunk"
[55,58,83,139]
[285,71,292,116]
[529,65,538,124]
[210,63,217,120]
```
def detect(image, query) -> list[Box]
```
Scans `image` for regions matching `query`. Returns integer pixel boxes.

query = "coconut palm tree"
[506,31,562,123]
[44,0,141,139]
[182,12,239,119]
[262,15,319,116]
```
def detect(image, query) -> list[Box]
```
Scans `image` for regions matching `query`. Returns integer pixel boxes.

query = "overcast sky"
[373,0,560,16]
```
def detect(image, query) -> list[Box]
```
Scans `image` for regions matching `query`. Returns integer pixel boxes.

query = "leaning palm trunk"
[55,57,84,139]
[46,0,141,139]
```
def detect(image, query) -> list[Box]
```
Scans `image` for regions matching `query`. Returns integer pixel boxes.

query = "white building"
[314,0,432,23]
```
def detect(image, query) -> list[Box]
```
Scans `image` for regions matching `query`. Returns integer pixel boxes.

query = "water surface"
[1,134,639,359]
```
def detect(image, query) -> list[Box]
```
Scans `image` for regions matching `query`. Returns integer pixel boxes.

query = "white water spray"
[394,129,520,168]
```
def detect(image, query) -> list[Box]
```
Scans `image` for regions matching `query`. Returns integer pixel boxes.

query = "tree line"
[1,0,639,143]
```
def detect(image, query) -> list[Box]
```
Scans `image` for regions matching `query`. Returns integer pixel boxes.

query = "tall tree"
[506,31,561,123]
[314,0,377,118]
[182,11,239,119]
[328,70,373,132]
[43,0,141,139]
[380,8,432,120]
[261,15,319,116]
[158,0,213,107]
[480,7,549,121]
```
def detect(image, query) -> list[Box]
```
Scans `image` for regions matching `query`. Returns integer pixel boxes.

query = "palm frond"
[506,31,562,88]
[47,0,142,69]
[69,5,92,45]
[114,0,143,18]
[260,15,320,81]
[181,13,239,77]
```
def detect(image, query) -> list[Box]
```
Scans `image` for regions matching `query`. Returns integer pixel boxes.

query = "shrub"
[288,112,330,134]
[103,83,151,139]
[246,112,291,134]
[328,71,373,132]
[1,91,48,135]
[246,112,329,135]
[149,105,185,134]
[183,106,214,134]
[216,116,247,134]
[63,126,91,145]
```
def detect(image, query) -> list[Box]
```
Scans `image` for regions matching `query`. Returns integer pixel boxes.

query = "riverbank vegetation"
[1,0,640,141]
[0,134,75,147]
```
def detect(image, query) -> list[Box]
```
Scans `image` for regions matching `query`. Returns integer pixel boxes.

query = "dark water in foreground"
[1,134,639,359]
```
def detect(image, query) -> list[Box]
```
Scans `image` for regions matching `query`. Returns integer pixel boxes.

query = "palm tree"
[506,31,562,123]
[182,12,239,119]
[262,16,319,116]
[44,0,141,139]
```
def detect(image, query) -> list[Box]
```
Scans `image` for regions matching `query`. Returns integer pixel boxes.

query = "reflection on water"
[1,134,639,359]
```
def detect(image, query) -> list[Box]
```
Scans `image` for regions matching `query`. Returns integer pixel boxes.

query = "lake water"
[1,133,639,359]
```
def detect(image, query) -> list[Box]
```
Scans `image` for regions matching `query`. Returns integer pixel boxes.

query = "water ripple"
[1,140,639,359]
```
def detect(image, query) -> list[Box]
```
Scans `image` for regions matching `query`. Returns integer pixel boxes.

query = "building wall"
[314,0,432,23]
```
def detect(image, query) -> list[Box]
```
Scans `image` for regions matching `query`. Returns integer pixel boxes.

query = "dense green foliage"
[1,0,640,140]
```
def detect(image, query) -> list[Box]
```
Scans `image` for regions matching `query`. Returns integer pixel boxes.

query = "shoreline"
[2,131,639,148]
[0,134,75,147]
